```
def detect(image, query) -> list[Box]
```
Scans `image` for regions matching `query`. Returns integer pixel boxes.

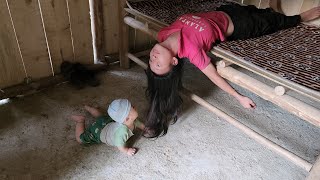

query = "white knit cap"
[107,99,131,123]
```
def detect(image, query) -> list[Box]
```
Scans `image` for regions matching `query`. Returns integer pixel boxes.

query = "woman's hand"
[237,95,256,109]
[202,63,256,109]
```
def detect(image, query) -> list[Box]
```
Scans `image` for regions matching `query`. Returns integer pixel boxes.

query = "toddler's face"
[128,105,138,121]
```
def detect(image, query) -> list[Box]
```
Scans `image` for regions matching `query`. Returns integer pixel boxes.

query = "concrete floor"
[0,62,320,180]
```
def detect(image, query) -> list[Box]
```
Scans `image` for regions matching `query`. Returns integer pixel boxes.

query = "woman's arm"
[201,62,256,109]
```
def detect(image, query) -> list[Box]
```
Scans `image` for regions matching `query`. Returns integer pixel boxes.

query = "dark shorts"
[80,115,114,144]
[217,4,301,40]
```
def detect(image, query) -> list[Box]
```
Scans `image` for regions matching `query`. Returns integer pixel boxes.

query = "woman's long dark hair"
[145,58,184,138]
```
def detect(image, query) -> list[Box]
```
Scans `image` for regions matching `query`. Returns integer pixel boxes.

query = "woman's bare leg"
[71,115,85,143]
[300,6,320,22]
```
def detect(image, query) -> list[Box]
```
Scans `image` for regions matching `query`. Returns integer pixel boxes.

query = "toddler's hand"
[127,148,136,156]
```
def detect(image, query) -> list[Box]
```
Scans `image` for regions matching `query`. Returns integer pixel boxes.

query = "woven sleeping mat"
[127,0,235,25]
[216,24,320,92]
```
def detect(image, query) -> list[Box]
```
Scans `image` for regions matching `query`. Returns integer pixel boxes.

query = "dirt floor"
[0,61,320,180]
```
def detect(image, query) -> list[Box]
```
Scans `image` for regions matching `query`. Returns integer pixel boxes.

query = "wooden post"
[89,0,105,63]
[118,0,129,68]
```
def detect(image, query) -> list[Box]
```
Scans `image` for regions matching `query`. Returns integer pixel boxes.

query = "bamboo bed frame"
[118,0,320,178]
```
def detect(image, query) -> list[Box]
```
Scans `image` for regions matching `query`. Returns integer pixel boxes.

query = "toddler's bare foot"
[300,6,320,22]
[70,115,85,123]
[127,148,137,156]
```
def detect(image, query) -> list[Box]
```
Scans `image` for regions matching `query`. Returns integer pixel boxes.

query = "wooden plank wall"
[0,0,94,89]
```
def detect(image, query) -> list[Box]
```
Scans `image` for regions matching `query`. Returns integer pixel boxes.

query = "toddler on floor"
[71,99,145,156]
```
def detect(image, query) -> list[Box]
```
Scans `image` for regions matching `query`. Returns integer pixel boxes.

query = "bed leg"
[118,0,129,68]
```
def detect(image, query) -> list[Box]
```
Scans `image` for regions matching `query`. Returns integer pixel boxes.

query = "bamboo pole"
[216,66,320,127]
[127,53,148,69]
[89,0,105,63]
[124,16,158,40]
[126,53,312,171]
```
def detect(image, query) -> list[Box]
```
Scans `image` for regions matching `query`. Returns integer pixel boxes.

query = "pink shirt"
[158,12,229,70]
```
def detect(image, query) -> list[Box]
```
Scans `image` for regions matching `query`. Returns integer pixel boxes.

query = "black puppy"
[60,61,100,89]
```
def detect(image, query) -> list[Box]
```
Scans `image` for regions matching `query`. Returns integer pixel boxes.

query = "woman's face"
[149,44,175,75]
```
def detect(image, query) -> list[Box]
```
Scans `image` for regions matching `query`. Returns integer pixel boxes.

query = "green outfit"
[79,115,142,147]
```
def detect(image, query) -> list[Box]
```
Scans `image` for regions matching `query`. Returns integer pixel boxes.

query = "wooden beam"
[118,0,129,68]
[216,65,320,127]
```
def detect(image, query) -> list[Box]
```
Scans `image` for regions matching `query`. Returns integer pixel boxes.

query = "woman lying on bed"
[144,4,320,137]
